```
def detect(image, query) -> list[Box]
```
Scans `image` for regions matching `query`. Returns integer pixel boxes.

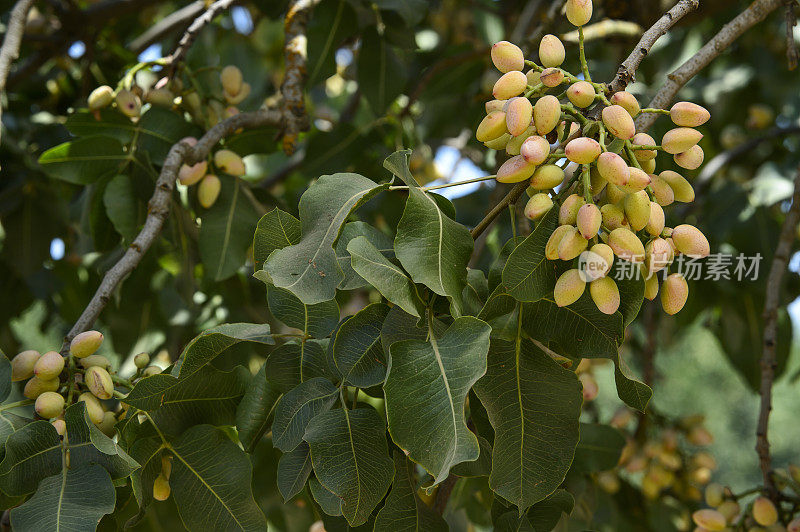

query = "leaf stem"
[389,174,497,192]
[639,107,671,115]
[143,411,171,447]
[578,27,592,81]
[0,399,34,412]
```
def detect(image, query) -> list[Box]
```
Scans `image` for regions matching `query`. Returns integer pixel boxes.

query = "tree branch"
[127,1,206,54]
[784,0,798,70]
[0,0,35,166]
[280,0,318,154]
[165,0,237,77]
[757,164,800,501]
[636,0,784,131]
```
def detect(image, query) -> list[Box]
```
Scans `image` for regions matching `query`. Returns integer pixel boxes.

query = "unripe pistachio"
[589,243,614,277]
[214,149,246,177]
[662,127,703,154]
[705,483,725,508]
[590,276,620,315]
[35,391,65,419]
[643,266,659,300]
[534,95,561,135]
[70,330,103,358]
[476,111,508,142]
[220,65,243,95]
[558,227,589,261]
[134,352,150,369]
[505,125,535,155]
[485,99,507,113]
[520,135,550,164]
[646,238,674,274]
[557,121,580,142]
[567,81,595,108]
[596,471,620,494]
[115,89,141,118]
[524,193,554,220]
[631,133,657,161]
[24,376,60,399]
[538,34,565,68]
[143,365,162,377]
[649,175,675,206]
[605,182,627,204]
[530,164,564,189]
[85,366,114,400]
[752,497,778,526]
[788,518,800,532]
[601,204,627,230]
[646,202,666,236]
[153,474,171,501]
[88,85,114,110]
[674,144,705,170]
[602,105,635,140]
[747,103,774,129]
[539,68,564,88]
[178,161,208,186]
[145,88,174,107]
[692,509,726,531]
[659,170,695,202]
[672,224,710,258]
[11,350,40,381]
[661,273,688,315]
[554,269,586,307]
[670,101,710,127]
[198,175,221,208]
[608,227,645,263]
[565,137,601,164]
[609,91,640,117]
[525,69,540,85]
[497,155,536,183]
[182,91,202,115]
[51,419,66,437]
[565,0,593,26]
[624,191,650,231]
[546,225,574,260]
[485,132,512,150]
[621,167,651,193]
[162,455,173,480]
[717,500,740,522]
[34,351,65,380]
[559,194,585,225]
[640,157,656,174]
[224,82,251,105]
[577,203,601,238]
[78,392,105,424]
[505,97,534,137]
[491,41,524,73]
[493,71,527,99]
[596,152,630,187]
[97,411,117,438]
[79,355,111,370]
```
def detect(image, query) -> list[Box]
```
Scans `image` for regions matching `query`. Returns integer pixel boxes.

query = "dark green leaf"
[307,0,359,85]
[572,423,626,473]
[271,377,338,452]
[103,174,142,242]
[309,476,342,517]
[253,208,301,267]
[0,354,11,403]
[236,362,283,453]
[374,452,448,531]
[267,285,339,338]
[265,340,330,392]
[357,28,407,114]
[277,442,312,501]
[137,106,202,165]
[332,303,391,387]
[173,323,274,380]
[39,136,127,184]
[336,221,395,290]
[502,208,560,302]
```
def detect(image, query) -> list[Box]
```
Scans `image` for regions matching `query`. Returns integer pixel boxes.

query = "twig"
[605,0,700,94]
[636,0,784,131]
[280,0,318,154]
[0,0,35,166]
[165,0,237,77]
[128,1,206,54]
[757,165,800,501]
[784,0,798,70]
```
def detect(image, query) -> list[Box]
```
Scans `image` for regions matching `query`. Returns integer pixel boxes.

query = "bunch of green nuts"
[477,0,710,316]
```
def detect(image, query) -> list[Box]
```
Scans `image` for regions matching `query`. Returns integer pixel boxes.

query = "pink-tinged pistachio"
[530,164,565,189]
[565,137,601,164]
[491,41,525,73]
[659,170,695,202]
[476,111,508,142]
[602,105,635,140]
[178,161,208,186]
[559,194,585,225]
[567,81,596,108]
[534,95,561,134]
[624,190,650,231]
[224,82,251,105]
[525,69,541,86]
[78,392,105,424]
[558,227,589,260]
[539,34,566,67]
[601,203,627,230]
[493,71,528,99]
[505,97,534,136]
[214,149,246,176]
[588,243,614,277]
[662,127,703,154]
[485,99,507,113]
[545,225,574,260]
[540,68,564,87]
[88,85,114,110]
[79,355,111,370]
[620,167,650,193]
[496,155,536,183]
[85,366,114,400]
[520,135,550,164]
[643,266,659,300]
[752,497,778,526]
[115,89,141,118]
[650,175,675,206]
[605,182,626,205]
[674,144,704,170]
[590,277,620,315]
[506,125,535,155]
[51,419,66,436]
[220,65,244,96]
[672,224,710,258]
[661,273,689,315]
[580,373,599,401]
[610,91,640,116]
[11,350,40,382]
[577,203,601,238]
[524,193,554,220]
[485,133,512,150]
[645,202,665,236]
[565,0,593,26]
[70,330,103,359]
[631,132,657,161]
[608,227,645,262]
[670,101,710,127]
[554,269,586,307]
[34,351,65,380]
[23,376,60,399]
[645,238,674,274]
[35,391,65,419]
[596,151,630,187]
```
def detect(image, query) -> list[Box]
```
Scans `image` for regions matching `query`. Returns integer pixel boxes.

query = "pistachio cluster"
[87,65,250,209]
[477,0,710,316]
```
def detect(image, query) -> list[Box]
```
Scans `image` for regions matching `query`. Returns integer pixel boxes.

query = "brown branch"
[0,0,35,166]
[127,1,206,54]
[757,164,800,501]
[605,0,700,94]
[280,0,318,154]
[636,0,784,131]
[165,0,237,77]
[784,0,798,70]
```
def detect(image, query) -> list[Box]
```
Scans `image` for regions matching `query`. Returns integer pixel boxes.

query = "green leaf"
[65,109,136,143]
[136,106,202,165]
[277,442,312,502]
[171,425,266,531]
[199,177,260,281]
[305,407,394,527]
[336,221,395,290]
[265,340,330,392]
[347,236,424,317]
[263,173,388,304]
[373,0,428,25]
[307,0,359,85]
[271,377,338,452]
[173,323,274,380]
[236,362,283,453]
[374,452,448,531]
[0,354,11,403]
[473,334,581,513]
[309,476,342,517]
[380,306,429,355]
[463,268,489,317]
[103,174,142,242]
[253,208,301,267]
[613,360,652,413]
[267,285,339,338]
[0,412,28,449]
[384,316,491,485]
[572,423,626,473]
[357,28,407,115]
[128,436,163,510]
[39,136,127,184]
[526,489,574,531]
[332,303,391,387]
[10,463,116,532]
[502,208,560,302]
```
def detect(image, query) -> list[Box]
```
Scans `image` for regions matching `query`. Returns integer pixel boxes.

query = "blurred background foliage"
[1,0,800,529]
